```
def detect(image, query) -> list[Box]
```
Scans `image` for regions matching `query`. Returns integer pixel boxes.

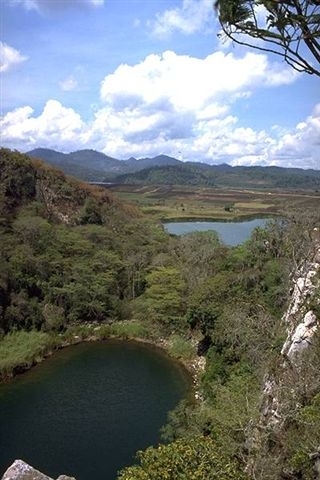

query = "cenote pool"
[164,218,269,246]
[0,340,190,480]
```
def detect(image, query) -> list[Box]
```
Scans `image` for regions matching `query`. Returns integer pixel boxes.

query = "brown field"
[108,184,320,221]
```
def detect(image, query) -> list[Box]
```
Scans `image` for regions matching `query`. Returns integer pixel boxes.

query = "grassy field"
[109,184,320,221]
[0,331,58,380]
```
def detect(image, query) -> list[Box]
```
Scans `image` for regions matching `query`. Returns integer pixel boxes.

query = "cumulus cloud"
[9,0,104,13]
[0,42,28,73]
[149,0,214,37]
[1,100,84,151]
[217,106,320,169]
[100,50,296,111]
[266,104,320,169]
[92,50,297,157]
[1,50,318,169]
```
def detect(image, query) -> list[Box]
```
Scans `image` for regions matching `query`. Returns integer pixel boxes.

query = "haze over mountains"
[27,148,180,181]
[27,148,320,190]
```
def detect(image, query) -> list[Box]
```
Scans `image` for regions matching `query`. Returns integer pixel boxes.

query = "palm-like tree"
[215,0,320,76]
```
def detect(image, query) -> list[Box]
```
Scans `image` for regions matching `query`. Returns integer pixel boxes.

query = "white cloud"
[100,50,296,112]
[266,104,320,169]
[93,50,297,158]
[149,0,214,37]
[59,75,78,91]
[0,100,84,151]
[218,106,320,169]
[0,42,28,73]
[1,51,319,169]
[94,50,306,165]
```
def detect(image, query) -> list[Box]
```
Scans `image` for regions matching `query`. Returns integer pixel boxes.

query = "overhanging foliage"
[215,0,320,76]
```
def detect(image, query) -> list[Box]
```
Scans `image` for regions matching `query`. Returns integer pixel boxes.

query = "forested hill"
[0,148,168,337]
[113,163,320,190]
[27,147,320,190]
[27,148,180,181]
[0,148,138,226]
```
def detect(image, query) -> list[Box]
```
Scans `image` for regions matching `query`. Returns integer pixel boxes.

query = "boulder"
[286,310,318,359]
[1,460,76,480]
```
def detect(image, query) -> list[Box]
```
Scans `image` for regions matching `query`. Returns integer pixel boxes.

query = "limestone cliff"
[249,234,320,478]
[1,460,76,480]
[281,241,320,361]
[261,238,320,425]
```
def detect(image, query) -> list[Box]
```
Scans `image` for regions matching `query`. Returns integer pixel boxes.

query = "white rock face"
[281,251,320,361]
[247,237,320,477]
[259,243,320,425]
[286,310,317,359]
[1,460,76,480]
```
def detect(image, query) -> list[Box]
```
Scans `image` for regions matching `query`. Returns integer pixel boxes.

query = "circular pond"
[0,340,190,480]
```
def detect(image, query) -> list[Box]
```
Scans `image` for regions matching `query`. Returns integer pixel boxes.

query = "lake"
[164,218,268,246]
[0,340,190,480]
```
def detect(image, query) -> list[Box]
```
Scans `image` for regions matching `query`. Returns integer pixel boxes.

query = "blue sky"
[1,0,319,169]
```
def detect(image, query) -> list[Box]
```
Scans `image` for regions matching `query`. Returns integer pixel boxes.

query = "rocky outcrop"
[245,237,320,479]
[243,234,320,480]
[260,242,320,424]
[281,245,320,361]
[1,460,76,480]
[284,309,317,359]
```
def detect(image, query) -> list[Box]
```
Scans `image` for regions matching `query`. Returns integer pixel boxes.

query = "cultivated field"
[109,184,320,221]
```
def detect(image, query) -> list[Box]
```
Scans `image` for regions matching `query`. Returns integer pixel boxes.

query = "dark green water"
[0,340,190,480]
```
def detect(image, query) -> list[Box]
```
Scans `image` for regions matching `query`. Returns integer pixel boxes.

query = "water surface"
[0,340,190,480]
[164,218,268,246]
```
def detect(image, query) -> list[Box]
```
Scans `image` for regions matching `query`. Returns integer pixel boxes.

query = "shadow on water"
[0,340,191,480]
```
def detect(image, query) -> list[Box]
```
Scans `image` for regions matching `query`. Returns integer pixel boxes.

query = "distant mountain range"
[27,148,180,181]
[27,148,320,190]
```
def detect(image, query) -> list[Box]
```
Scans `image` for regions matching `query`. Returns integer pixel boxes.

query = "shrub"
[168,334,195,360]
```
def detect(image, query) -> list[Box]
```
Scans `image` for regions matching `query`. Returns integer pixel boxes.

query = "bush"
[168,334,195,360]
[117,435,248,480]
[108,320,149,339]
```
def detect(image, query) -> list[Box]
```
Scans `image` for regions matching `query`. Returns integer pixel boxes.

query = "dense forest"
[1,148,320,480]
[112,163,320,190]
[27,147,320,190]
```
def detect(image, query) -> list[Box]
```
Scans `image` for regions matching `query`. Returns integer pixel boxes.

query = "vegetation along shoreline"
[0,322,201,396]
[1,149,320,480]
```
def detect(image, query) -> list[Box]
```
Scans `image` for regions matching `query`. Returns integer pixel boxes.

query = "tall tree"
[215,0,320,76]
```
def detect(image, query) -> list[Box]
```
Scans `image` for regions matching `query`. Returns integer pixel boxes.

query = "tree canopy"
[215,0,320,76]
[118,435,248,480]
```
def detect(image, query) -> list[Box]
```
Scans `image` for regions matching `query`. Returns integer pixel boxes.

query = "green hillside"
[113,162,320,190]
[27,148,320,190]
[0,148,167,342]
[27,148,181,181]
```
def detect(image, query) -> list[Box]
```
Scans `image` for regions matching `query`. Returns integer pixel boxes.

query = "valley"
[109,183,320,221]
[1,148,320,480]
